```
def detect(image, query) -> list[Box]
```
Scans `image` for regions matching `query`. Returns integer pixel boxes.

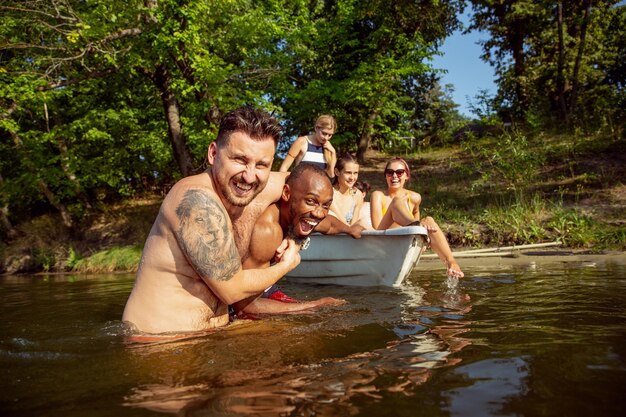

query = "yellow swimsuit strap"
[381,194,413,217]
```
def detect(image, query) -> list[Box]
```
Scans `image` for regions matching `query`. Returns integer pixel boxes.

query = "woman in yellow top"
[279,115,337,179]
[370,157,464,278]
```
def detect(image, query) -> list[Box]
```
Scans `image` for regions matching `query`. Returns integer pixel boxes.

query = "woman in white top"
[279,115,337,179]
[329,153,368,227]
[329,153,372,229]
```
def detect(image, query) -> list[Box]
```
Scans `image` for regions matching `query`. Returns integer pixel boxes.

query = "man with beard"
[233,163,363,315]
[122,107,302,335]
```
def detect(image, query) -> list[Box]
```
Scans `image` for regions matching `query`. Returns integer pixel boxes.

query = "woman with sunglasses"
[280,115,337,179]
[370,157,464,278]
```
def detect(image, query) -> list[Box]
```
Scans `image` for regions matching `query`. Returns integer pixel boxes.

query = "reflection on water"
[1,256,626,417]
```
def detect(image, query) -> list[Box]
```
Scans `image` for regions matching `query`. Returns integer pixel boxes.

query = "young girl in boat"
[328,153,364,226]
[279,115,338,179]
[370,157,464,278]
[354,180,373,229]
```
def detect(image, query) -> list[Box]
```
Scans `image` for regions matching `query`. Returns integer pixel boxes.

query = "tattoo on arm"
[175,189,240,281]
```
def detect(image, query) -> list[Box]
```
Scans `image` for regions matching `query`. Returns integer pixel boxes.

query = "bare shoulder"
[370,190,385,202]
[409,190,422,204]
[246,204,283,267]
[256,171,288,203]
[269,170,288,186]
[355,189,365,203]
[160,173,214,219]
[164,175,241,281]
[293,135,308,148]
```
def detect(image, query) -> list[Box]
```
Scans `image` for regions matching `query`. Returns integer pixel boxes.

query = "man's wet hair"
[286,163,331,187]
[215,107,282,147]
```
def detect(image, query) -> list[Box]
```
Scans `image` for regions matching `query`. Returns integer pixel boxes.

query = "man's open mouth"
[298,217,319,235]
[233,180,256,196]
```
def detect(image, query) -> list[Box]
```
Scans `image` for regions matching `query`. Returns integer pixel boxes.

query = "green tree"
[412,77,466,146]
[0,0,306,228]
[468,0,625,130]
[266,0,464,162]
[0,0,466,233]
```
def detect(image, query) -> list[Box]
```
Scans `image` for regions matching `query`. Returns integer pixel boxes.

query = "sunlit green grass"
[407,129,625,251]
[71,245,143,273]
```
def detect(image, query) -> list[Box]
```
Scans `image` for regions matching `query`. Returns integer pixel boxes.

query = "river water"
[1,254,625,417]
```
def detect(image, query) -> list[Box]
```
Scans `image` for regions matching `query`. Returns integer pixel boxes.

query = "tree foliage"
[0,0,462,232]
[468,0,625,131]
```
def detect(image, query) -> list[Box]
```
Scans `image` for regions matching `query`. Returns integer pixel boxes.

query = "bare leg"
[376,197,417,229]
[421,216,464,278]
[389,197,417,226]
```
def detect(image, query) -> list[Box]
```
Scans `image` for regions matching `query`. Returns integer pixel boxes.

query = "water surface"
[1,255,625,416]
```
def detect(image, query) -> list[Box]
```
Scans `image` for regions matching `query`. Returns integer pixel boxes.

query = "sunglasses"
[385,169,406,177]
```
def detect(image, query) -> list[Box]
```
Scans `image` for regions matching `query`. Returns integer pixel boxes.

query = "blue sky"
[431,12,497,118]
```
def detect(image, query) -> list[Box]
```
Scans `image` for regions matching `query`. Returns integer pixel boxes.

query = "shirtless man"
[122,107,302,335]
[235,163,364,315]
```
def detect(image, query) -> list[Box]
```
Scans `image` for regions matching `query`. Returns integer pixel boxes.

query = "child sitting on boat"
[370,157,464,278]
[354,180,373,229]
[328,153,365,226]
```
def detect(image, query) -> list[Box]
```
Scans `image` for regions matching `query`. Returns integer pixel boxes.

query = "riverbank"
[1,133,624,274]
[417,247,626,270]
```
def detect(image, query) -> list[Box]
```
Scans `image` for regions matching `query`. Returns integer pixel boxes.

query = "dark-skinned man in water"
[122,107,361,336]
[235,162,364,316]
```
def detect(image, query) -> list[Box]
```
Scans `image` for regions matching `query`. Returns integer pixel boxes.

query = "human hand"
[276,238,301,270]
[425,224,439,233]
[446,261,464,279]
[311,297,346,307]
[323,142,336,156]
[349,224,365,239]
[286,297,347,314]
[272,238,289,263]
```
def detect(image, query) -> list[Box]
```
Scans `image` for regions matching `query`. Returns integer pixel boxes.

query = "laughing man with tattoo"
[122,107,301,335]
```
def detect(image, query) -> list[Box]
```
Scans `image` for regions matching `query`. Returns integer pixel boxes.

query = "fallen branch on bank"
[420,241,562,259]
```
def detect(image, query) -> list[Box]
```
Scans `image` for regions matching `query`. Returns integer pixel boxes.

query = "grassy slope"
[358,132,625,248]
[1,132,625,274]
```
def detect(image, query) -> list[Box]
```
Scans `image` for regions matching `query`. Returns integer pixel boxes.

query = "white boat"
[286,225,429,287]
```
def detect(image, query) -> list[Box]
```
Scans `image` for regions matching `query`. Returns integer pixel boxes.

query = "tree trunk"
[46,103,91,208]
[36,178,74,229]
[569,0,592,117]
[56,136,92,209]
[0,174,17,238]
[356,109,379,164]
[509,22,528,116]
[8,130,74,230]
[154,64,195,177]
[143,0,195,177]
[556,2,569,124]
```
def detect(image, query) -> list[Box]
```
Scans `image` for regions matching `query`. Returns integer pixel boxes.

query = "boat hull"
[286,225,429,287]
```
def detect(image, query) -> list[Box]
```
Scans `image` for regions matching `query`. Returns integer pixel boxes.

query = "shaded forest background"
[1,0,624,273]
